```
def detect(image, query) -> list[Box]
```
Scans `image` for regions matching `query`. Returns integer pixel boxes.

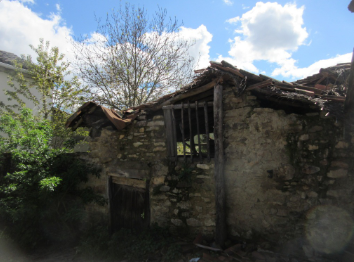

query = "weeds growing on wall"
[0,108,105,249]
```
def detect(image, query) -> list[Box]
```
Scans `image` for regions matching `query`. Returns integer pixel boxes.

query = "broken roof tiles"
[66,60,351,132]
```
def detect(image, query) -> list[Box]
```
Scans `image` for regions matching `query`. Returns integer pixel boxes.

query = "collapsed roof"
[66,60,351,134]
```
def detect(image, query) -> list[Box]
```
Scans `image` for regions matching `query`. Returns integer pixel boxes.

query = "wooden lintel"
[213,84,226,247]
[162,102,213,110]
[111,176,146,189]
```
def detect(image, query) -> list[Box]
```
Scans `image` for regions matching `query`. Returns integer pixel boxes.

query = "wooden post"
[344,49,354,113]
[108,176,113,234]
[213,84,226,247]
[344,17,354,139]
[181,102,186,160]
[195,101,202,162]
[188,102,193,162]
[163,108,177,161]
[204,101,211,161]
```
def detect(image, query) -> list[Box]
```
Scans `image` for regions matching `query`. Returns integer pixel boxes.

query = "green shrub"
[0,108,105,249]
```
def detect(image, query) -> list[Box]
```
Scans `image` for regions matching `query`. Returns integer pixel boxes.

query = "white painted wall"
[0,63,41,115]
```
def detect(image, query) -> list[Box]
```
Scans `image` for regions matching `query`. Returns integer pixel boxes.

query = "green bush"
[0,108,105,249]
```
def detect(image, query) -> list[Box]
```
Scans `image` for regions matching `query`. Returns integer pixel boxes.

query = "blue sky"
[0,0,353,81]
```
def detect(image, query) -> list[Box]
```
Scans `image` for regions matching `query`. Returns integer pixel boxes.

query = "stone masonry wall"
[223,86,354,258]
[80,113,216,236]
[78,86,354,258]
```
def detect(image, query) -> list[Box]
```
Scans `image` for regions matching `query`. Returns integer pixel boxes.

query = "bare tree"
[72,4,196,110]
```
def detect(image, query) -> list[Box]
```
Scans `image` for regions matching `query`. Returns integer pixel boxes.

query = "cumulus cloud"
[0,0,212,72]
[179,25,213,69]
[272,53,353,79]
[222,2,351,80]
[0,0,74,61]
[18,0,34,3]
[220,2,309,75]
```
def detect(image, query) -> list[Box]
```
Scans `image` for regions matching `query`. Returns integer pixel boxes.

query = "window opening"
[163,101,214,162]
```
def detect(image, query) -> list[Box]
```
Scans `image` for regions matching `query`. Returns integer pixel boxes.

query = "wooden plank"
[181,102,186,161]
[246,79,273,91]
[111,176,146,189]
[259,74,281,83]
[213,84,226,247]
[274,84,295,92]
[323,96,346,102]
[294,88,315,97]
[188,102,193,162]
[204,101,210,162]
[163,108,177,160]
[159,79,218,107]
[239,69,264,82]
[292,84,324,93]
[282,80,293,86]
[195,101,202,162]
[171,109,177,161]
[163,102,213,110]
[210,62,244,78]
[178,89,214,104]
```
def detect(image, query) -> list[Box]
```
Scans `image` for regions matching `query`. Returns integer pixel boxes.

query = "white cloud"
[179,25,213,69]
[221,2,311,76]
[272,53,352,79]
[0,0,212,72]
[55,4,61,12]
[223,0,233,6]
[222,2,351,80]
[18,0,34,3]
[0,0,74,61]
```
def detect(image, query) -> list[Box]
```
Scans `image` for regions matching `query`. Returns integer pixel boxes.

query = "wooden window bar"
[162,101,213,163]
[188,101,193,162]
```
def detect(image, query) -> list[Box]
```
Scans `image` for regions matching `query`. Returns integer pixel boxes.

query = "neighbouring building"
[66,60,354,260]
[0,50,41,115]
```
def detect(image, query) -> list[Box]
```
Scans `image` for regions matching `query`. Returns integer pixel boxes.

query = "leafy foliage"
[73,3,196,110]
[0,108,105,249]
[3,39,88,118]
[1,39,89,147]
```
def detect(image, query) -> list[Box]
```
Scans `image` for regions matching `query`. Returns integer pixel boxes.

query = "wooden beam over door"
[213,84,226,247]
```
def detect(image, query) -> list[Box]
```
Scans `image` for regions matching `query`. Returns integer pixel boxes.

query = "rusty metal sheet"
[101,107,139,130]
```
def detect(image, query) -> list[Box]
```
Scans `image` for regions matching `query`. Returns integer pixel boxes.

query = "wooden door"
[110,177,150,232]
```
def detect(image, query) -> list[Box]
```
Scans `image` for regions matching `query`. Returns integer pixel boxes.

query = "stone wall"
[79,86,354,258]
[80,113,216,236]
[223,86,354,257]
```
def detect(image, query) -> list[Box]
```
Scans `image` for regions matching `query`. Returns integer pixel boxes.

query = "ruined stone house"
[66,60,354,257]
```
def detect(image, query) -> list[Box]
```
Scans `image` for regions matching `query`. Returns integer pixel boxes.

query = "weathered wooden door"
[110,177,150,232]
